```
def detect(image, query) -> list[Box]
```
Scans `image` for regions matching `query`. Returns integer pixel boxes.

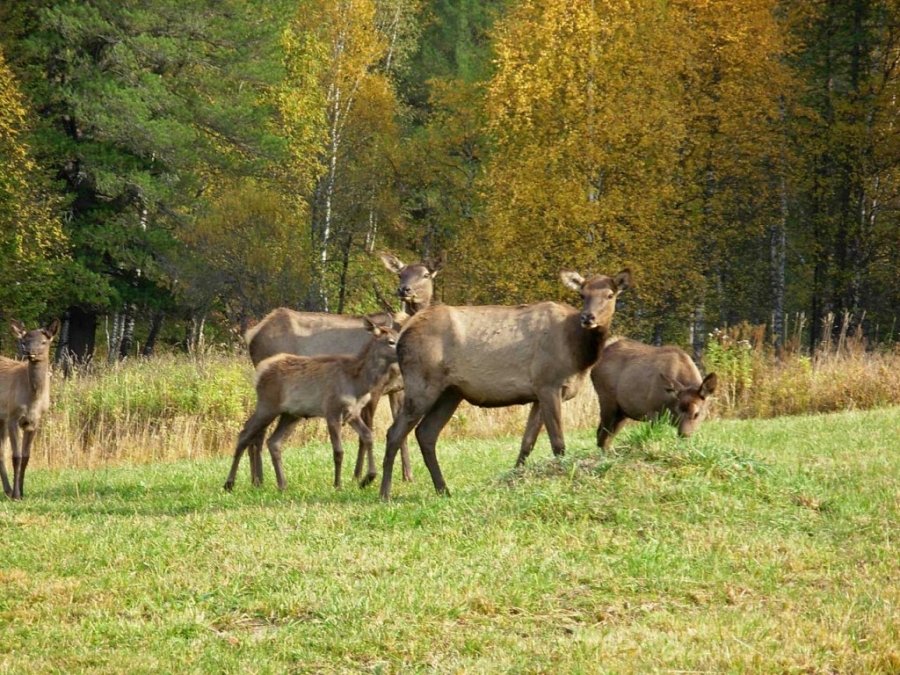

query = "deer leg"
[249,435,265,487]
[224,411,275,491]
[326,415,345,490]
[515,403,545,468]
[354,396,377,483]
[16,428,35,499]
[414,389,463,497]
[0,421,10,497]
[389,391,413,482]
[266,414,299,491]
[598,405,626,451]
[537,389,566,458]
[380,395,430,501]
[9,421,22,500]
[346,414,376,487]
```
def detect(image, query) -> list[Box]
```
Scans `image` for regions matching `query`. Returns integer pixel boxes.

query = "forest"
[1,0,898,362]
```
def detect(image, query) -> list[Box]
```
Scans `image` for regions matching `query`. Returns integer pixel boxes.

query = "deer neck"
[25,357,51,401]
[570,315,610,372]
[354,344,394,395]
[403,297,429,316]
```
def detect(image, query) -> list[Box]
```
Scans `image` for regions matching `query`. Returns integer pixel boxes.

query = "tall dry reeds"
[704,312,900,419]
[14,316,900,471]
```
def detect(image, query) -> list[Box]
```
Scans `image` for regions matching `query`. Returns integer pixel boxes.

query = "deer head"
[660,372,718,437]
[560,269,631,329]
[11,319,60,363]
[379,251,443,309]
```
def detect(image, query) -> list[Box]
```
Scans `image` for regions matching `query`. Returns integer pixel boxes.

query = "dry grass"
[15,323,900,471]
[705,314,900,419]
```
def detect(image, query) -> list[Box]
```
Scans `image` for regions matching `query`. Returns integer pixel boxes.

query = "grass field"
[1,407,898,673]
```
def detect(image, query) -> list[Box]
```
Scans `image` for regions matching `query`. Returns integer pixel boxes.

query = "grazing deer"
[0,319,59,499]
[379,269,630,500]
[243,251,443,487]
[224,318,400,492]
[591,338,718,449]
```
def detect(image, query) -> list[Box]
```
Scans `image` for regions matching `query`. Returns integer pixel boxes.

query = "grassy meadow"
[1,407,897,672]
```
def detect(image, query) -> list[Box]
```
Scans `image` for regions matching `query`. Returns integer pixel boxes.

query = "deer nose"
[398,286,411,296]
[580,312,595,325]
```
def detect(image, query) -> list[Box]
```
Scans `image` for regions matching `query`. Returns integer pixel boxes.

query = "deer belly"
[281,388,327,418]
[455,380,535,408]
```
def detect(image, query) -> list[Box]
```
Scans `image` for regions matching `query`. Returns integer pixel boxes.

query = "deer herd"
[1,253,718,501]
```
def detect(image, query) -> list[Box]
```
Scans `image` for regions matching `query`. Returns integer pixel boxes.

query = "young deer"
[591,338,718,449]
[0,319,59,499]
[224,318,400,492]
[243,251,443,486]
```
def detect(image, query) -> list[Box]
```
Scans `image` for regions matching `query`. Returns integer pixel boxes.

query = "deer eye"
[607,292,614,299]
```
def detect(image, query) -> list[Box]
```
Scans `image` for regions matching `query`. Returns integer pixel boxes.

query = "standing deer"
[591,338,717,449]
[224,318,399,492]
[0,319,59,499]
[242,251,442,487]
[379,269,630,500]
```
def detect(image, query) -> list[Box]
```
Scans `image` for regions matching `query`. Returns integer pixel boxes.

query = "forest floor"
[1,407,898,673]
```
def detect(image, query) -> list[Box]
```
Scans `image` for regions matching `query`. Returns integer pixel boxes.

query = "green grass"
[1,408,898,673]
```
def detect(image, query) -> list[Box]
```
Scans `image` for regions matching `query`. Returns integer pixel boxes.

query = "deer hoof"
[223,481,234,492]
[359,472,377,488]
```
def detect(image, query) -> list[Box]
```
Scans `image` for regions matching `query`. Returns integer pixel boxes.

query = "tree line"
[1,0,898,362]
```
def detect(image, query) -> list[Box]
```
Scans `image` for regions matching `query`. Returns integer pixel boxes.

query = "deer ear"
[378,251,405,275]
[364,316,383,336]
[10,320,26,340]
[44,319,60,338]
[560,271,585,292]
[613,268,632,293]
[659,373,680,397]
[699,372,717,398]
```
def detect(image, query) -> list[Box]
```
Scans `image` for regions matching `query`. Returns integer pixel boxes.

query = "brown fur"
[379,269,631,500]
[224,321,400,492]
[591,338,718,449]
[240,251,441,487]
[0,320,59,499]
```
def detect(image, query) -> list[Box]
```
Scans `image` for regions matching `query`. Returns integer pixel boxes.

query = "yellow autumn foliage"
[0,48,68,320]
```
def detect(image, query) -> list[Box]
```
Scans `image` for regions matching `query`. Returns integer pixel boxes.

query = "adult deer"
[379,269,630,500]
[225,318,399,492]
[243,251,442,487]
[0,319,59,499]
[592,338,718,449]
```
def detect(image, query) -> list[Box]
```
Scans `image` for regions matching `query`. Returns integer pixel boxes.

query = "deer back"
[398,301,603,407]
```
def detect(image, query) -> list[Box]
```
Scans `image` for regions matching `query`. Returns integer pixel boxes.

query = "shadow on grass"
[11,465,436,518]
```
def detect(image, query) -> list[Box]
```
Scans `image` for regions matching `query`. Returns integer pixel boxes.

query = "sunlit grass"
[1,407,897,672]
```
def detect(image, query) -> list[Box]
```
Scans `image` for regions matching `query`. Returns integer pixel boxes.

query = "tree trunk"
[66,306,97,365]
[336,233,354,315]
[770,174,787,356]
[142,311,164,357]
[119,304,136,359]
[54,311,71,366]
[691,302,705,362]
[107,313,123,364]
[186,313,206,355]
